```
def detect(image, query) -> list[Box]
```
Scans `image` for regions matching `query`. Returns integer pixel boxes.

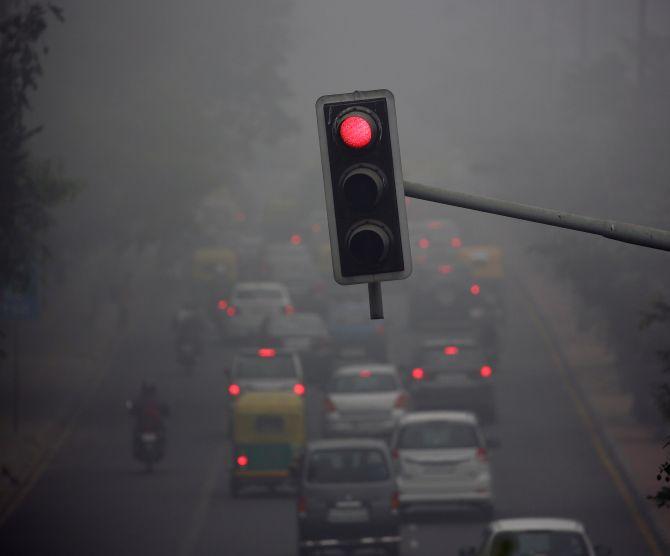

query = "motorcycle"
[126,400,166,472]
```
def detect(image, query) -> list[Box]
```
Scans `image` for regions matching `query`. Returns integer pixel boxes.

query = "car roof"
[233,281,287,291]
[489,518,586,534]
[421,337,478,348]
[307,438,389,452]
[399,411,478,426]
[333,363,397,376]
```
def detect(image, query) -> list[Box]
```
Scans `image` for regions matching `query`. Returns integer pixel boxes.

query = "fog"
[2,1,670,555]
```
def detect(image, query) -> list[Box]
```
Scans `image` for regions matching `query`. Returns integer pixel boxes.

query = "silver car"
[296,438,401,556]
[391,411,493,515]
[223,282,293,340]
[460,518,611,556]
[323,364,409,438]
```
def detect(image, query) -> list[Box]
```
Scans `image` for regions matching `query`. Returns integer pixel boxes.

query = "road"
[0,279,662,556]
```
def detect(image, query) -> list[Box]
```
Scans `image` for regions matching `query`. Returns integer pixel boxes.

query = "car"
[260,313,334,384]
[459,518,612,556]
[326,294,386,360]
[226,348,304,399]
[222,282,293,341]
[408,336,496,422]
[391,411,493,515]
[323,364,409,438]
[296,438,401,556]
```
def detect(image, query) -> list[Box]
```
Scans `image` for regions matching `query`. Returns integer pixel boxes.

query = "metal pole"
[13,322,19,433]
[404,181,670,252]
[368,282,384,320]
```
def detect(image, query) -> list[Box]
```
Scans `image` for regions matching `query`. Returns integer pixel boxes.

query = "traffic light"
[316,89,412,285]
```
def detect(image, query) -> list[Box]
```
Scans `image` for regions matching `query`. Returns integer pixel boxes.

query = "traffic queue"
[179,193,610,555]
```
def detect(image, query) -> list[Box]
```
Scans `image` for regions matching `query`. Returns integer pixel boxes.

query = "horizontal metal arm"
[404,181,670,252]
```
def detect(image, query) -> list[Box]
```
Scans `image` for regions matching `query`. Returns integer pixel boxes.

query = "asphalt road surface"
[0,280,662,556]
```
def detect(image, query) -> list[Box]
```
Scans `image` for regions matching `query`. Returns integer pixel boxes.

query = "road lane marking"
[520,281,666,556]
[178,441,228,556]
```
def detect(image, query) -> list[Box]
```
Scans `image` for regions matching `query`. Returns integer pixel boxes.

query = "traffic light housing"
[316,89,412,285]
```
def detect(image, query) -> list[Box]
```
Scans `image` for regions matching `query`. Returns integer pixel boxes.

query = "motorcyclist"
[128,381,170,463]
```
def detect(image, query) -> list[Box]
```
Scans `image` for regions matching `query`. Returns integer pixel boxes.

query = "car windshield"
[306,448,389,483]
[234,355,296,379]
[398,421,479,450]
[488,531,589,556]
[330,372,398,393]
[268,315,327,337]
[234,289,284,301]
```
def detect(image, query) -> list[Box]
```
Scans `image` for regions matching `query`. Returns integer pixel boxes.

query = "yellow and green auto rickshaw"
[229,391,305,497]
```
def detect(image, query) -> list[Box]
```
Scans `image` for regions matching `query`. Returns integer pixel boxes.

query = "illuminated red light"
[228,384,241,396]
[418,238,430,249]
[339,115,372,148]
[428,220,444,230]
[470,284,481,296]
[226,306,237,317]
[438,264,452,275]
[360,369,372,378]
[217,299,228,310]
[451,237,462,248]
[290,234,302,246]
[480,365,492,378]
[258,348,276,358]
[411,367,424,380]
[237,454,248,467]
[284,304,295,316]
[444,346,459,356]
[293,383,305,396]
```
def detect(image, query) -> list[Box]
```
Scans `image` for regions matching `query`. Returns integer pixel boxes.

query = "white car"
[460,518,611,556]
[323,364,409,438]
[223,282,293,340]
[391,411,493,515]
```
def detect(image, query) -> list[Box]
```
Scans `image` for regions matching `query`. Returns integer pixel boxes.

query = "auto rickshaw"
[229,391,305,497]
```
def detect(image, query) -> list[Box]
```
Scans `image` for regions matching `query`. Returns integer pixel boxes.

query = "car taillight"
[297,495,307,515]
[217,299,228,310]
[324,397,336,413]
[476,447,488,462]
[470,284,481,296]
[258,348,276,358]
[451,237,462,248]
[444,345,459,356]
[375,323,385,335]
[391,491,400,511]
[226,305,237,317]
[228,384,241,396]
[411,367,424,381]
[480,365,492,378]
[391,448,399,460]
[237,454,249,467]
[293,383,305,396]
[394,393,408,409]
[284,304,295,316]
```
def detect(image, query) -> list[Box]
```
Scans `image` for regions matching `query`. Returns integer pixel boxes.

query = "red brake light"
[480,365,492,378]
[359,369,372,378]
[258,348,276,358]
[237,454,249,467]
[394,393,408,409]
[391,491,400,510]
[284,304,295,316]
[391,448,399,460]
[226,306,237,317]
[444,345,459,356]
[324,397,336,413]
[438,264,452,275]
[293,383,305,396]
[470,284,481,296]
[297,495,307,514]
[418,237,430,249]
[451,237,462,248]
[428,220,444,230]
[375,323,385,335]
[217,299,228,310]
[339,115,373,149]
[290,234,302,246]
[411,367,424,380]
[476,447,487,462]
[228,384,241,396]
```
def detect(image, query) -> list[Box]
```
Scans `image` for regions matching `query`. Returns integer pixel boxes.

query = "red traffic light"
[339,115,373,148]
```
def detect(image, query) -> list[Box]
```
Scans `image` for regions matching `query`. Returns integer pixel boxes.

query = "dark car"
[296,438,401,556]
[407,336,497,423]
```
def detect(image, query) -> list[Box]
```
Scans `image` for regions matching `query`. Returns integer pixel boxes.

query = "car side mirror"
[458,547,476,556]
[594,546,612,556]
